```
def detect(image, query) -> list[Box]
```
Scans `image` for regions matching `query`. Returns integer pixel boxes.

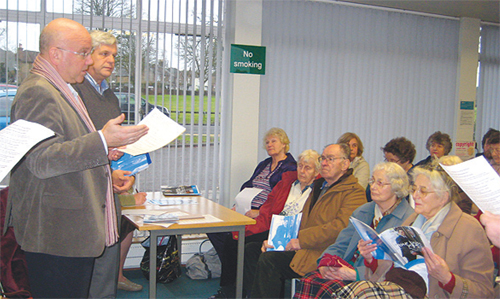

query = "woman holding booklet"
[209,149,320,299]
[334,165,494,299]
[294,162,413,298]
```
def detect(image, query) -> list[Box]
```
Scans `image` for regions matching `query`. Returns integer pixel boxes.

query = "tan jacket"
[289,173,366,275]
[367,202,494,298]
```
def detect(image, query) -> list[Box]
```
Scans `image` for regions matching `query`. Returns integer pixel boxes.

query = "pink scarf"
[31,55,118,246]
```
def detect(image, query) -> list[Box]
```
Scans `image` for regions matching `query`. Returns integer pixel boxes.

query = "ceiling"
[336,0,500,24]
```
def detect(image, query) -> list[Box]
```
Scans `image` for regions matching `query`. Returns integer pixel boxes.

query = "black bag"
[185,240,222,280]
[140,235,181,283]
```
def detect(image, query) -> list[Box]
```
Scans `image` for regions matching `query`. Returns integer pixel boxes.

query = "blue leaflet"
[111,152,152,176]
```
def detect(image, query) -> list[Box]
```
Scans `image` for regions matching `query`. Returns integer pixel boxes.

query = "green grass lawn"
[145,94,219,144]
[146,94,218,125]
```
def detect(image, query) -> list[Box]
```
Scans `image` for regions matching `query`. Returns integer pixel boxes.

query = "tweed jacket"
[7,73,110,257]
[319,199,414,279]
[289,173,366,276]
[367,202,494,298]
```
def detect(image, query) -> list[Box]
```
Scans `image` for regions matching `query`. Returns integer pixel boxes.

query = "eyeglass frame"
[318,155,346,163]
[410,185,442,197]
[368,178,392,188]
[57,47,94,58]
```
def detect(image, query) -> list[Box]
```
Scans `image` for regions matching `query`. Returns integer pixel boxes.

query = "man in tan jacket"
[245,143,366,299]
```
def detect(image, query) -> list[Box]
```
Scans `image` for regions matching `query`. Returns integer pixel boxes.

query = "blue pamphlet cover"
[267,213,302,251]
[111,152,151,176]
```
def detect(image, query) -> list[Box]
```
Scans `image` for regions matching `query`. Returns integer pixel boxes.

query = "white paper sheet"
[119,108,186,156]
[440,156,500,214]
[0,120,55,181]
[234,188,262,215]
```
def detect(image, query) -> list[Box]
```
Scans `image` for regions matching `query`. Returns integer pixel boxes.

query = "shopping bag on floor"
[140,235,181,283]
[185,239,222,279]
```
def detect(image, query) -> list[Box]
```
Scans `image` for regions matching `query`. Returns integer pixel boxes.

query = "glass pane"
[47,0,137,18]
[0,0,41,11]
[0,21,40,86]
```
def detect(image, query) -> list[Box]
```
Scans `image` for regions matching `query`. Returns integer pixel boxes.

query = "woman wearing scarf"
[335,166,494,299]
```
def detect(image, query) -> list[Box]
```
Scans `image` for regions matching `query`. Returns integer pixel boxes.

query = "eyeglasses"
[368,178,391,188]
[57,47,94,58]
[318,155,345,163]
[410,185,438,197]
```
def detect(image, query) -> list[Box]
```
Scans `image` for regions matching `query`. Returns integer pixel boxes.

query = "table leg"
[149,231,158,299]
[236,226,245,298]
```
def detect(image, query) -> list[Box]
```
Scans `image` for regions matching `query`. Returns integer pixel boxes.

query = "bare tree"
[178,33,218,89]
[75,0,133,18]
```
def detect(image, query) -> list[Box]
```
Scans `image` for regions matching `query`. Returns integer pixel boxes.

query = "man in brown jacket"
[246,143,366,298]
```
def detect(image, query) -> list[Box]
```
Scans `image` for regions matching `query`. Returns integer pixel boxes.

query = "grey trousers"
[89,242,120,298]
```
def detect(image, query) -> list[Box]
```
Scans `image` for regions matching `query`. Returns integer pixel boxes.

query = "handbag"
[140,235,181,283]
[185,240,222,279]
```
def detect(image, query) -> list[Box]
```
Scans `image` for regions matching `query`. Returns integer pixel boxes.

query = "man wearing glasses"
[7,18,148,298]
[247,143,366,298]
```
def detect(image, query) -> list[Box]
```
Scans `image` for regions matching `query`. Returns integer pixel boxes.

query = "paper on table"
[0,120,54,181]
[440,155,500,214]
[119,108,186,156]
[234,188,262,215]
[145,191,198,205]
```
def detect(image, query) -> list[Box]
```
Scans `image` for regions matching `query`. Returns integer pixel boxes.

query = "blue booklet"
[267,213,302,251]
[111,152,151,176]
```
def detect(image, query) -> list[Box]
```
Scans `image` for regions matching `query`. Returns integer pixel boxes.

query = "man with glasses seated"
[244,143,366,298]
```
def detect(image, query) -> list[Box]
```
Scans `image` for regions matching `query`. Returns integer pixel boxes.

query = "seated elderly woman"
[240,127,297,218]
[211,150,320,298]
[208,128,297,261]
[366,137,417,203]
[294,162,414,298]
[414,131,452,168]
[337,132,370,189]
[382,137,416,174]
[332,166,494,299]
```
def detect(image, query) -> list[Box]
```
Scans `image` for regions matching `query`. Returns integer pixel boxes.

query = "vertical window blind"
[0,0,224,201]
[259,0,460,168]
[476,24,500,146]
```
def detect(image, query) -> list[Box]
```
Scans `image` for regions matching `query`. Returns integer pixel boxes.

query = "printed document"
[440,155,500,214]
[234,188,262,215]
[119,108,186,155]
[0,120,54,181]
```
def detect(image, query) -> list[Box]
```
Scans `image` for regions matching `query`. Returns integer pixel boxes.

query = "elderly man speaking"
[7,18,148,298]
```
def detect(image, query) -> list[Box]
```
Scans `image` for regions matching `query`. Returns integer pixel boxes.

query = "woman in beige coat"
[334,166,494,299]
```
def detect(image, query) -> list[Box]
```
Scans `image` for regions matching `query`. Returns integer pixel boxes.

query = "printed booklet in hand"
[349,217,431,288]
[267,213,302,251]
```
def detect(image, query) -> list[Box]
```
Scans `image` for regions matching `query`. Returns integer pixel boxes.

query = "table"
[124,197,256,298]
